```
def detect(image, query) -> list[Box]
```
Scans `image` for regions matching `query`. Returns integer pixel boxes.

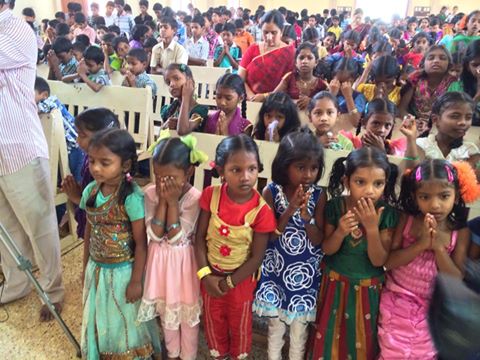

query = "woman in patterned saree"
[238,9,295,102]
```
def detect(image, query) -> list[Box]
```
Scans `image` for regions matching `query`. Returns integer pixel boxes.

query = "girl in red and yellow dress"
[195,134,276,360]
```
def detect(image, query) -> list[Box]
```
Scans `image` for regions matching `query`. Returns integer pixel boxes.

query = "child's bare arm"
[435,227,469,278]
[126,218,148,303]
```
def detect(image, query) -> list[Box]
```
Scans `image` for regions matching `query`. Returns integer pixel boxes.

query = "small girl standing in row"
[378,159,476,359]
[195,135,277,360]
[309,147,399,360]
[307,91,354,151]
[254,130,326,359]
[138,134,208,360]
[80,129,161,359]
[204,73,252,136]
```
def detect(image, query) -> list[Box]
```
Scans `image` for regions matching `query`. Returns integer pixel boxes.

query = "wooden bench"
[47,81,153,154]
[39,109,80,252]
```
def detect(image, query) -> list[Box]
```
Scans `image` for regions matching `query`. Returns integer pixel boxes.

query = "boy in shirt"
[233,18,254,55]
[214,22,241,72]
[63,46,111,92]
[150,16,188,75]
[34,77,84,182]
[47,37,78,81]
[327,15,342,41]
[123,48,158,97]
[114,0,134,37]
[104,1,117,27]
[185,15,209,66]
[73,13,97,45]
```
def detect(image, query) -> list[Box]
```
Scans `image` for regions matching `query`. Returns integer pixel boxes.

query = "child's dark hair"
[75,34,91,47]
[35,76,50,95]
[332,56,362,79]
[271,128,324,186]
[371,55,400,80]
[152,137,197,170]
[113,36,129,51]
[302,27,319,43]
[84,46,105,64]
[131,24,150,42]
[72,41,87,55]
[160,16,178,30]
[143,37,158,49]
[191,15,205,27]
[22,7,35,17]
[108,25,121,35]
[127,48,148,63]
[328,147,398,206]
[341,30,361,46]
[221,22,236,34]
[461,40,480,98]
[55,11,66,20]
[102,33,116,44]
[411,31,433,48]
[307,91,338,114]
[216,73,247,118]
[74,12,87,24]
[371,39,393,56]
[74,107,120,132]
[56,23,70,37]
[282,24,297,43]
[212,134,263,178]
[52,37,73,54]
[86,129,138,207]
[399,159,467,229]
[254,92,300,141]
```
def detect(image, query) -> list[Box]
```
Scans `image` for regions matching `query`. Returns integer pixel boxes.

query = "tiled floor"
[0,243,270,359]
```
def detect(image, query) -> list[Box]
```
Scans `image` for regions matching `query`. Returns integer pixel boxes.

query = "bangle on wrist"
[404,156,419,161]
[226,275,235,289]
[349,108,358,115]
[274,228,282,236]
[167,222,180,232]
[151,217,165,228]
[197,266,212,280]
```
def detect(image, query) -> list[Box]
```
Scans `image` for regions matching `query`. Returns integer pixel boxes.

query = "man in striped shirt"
[0,0,64,321]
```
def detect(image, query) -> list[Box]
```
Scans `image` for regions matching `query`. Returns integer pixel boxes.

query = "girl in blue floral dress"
[254,129,326,359]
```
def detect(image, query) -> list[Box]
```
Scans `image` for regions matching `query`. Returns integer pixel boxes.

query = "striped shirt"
[0,9,49,176]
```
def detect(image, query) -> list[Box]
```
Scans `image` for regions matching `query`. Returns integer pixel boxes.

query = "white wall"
[12,0,61,22]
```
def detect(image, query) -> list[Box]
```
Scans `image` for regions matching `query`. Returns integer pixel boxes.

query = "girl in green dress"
[309,147,399,360]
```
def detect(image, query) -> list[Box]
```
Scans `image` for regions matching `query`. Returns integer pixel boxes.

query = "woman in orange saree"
[238,10,295,102]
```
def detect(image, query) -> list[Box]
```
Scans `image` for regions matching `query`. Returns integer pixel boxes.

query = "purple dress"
[203,108,251,135]
[75,155,93,238]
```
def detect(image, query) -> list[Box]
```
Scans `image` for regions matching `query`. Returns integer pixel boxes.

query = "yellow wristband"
[197,266,212,280]
[226,275,235,289]
[349,108,359,115]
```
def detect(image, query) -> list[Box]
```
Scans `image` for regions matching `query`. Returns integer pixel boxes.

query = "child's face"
[235,28,245,36]
[72,49,83,62]
[467,13,480,35]
[34,90,49,104]
[449,63,462,78]
[91,6,99,16]
[218,150,259,200]
[106,5,114,15]
[203,16,211,29]
[287,157,320,188]
[97,28,107,39]
[364,113,394,141]
[140,5,148,14]
[190,22,203,38]
[420,19,430,29]
[343,39,357,51]
[102,41,114,55]
[115,4,124,14]
[424,49,449,75]
[126,56,146,75]
[408,22,417,31]
[434,102,473,140]
[76,125,94,151]
[264,110,286,131]
[160,23,176,40]
[75,21,86,30]
[153,163,191,193]
[85,59,103,74]
[308,18,317,27]
[415,181,456,222]
[333,19,339,26]
[468,56,480,78]
[154,10,162,19]
[431,24,440,32]
[164,69,187,98]
[212,13,220,24]
[116,42,130,58]
[374,75,396,91]
[221,31,234,45]
[88,145,126,185]
[296,48,316,74]
[57,50,73,64]
[309,97,338,135]
[414,37,429,53]
[215,86,242,114]
[345,166,386,203]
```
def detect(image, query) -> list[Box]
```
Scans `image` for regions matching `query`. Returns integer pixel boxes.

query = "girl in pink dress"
[378,159,479,359]
[138,133,208,360]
